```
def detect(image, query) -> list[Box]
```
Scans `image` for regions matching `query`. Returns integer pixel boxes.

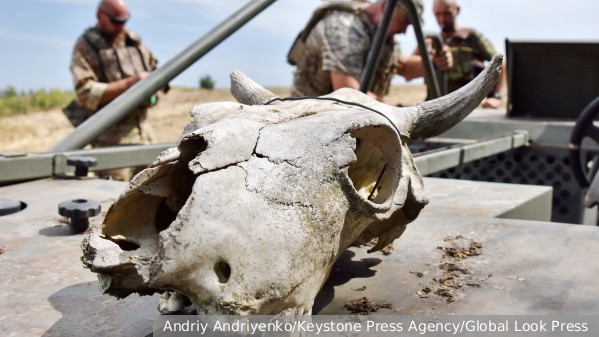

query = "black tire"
[569,96,599,189]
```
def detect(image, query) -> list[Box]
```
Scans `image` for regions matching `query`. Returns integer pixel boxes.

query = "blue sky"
[1,0,598,90]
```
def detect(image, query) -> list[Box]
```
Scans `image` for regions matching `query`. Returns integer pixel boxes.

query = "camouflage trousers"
[91,108,155,181]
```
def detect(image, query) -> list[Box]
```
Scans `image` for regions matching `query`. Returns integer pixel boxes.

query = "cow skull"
[82,56,502,315]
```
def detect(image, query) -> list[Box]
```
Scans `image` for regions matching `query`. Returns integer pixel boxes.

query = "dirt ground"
[0,84,426,153]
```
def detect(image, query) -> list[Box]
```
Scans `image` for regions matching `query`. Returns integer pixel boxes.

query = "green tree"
[2,85,17,98]
[199,75,215,90]
[0,85,74,117]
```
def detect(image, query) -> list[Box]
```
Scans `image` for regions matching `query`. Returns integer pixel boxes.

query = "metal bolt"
[66,156,98,177]
[58,199,101,234]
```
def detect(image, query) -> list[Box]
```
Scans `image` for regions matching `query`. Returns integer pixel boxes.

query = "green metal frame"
[414,131,529,176]
[1,131,529,183]
[1,143,171,183]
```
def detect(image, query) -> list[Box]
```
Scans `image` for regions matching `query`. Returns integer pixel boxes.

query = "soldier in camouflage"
[289,0,452,102]
[433,0,506,109]
[67,0,160,180]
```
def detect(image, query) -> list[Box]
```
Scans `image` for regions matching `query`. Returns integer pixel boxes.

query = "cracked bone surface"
[82,55,502,315]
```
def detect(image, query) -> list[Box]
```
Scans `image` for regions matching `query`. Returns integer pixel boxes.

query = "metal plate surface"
[0,178,593,337]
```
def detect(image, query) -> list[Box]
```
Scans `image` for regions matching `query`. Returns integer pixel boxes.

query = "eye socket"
[347,125,400,205]
[214,261,232,284]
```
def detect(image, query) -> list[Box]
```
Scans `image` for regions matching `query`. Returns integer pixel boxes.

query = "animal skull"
[82,55,502,315]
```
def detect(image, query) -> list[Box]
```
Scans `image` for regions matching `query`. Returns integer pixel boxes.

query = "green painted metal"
[1,143,172,183]
[0,154,53,184]
[439,109,580,145]
[414,131,529,176]
[1,132,528,183]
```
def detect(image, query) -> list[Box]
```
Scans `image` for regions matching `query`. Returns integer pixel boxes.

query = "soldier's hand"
[482,97,502,109]
[136,71,150,82]
[125,71,151,90]
[432,45,453,71]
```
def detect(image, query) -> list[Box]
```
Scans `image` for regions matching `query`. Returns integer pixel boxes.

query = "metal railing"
[0,143,172,183]
[0,132,529,184]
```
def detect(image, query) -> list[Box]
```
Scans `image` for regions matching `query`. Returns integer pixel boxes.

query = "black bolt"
[58,199,101,234]
[66,156,98,177]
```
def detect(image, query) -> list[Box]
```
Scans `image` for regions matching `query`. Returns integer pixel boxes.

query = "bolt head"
[66,156,98,168]
[58,199,101,218]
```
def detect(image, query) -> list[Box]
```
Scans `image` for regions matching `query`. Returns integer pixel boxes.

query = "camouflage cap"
[396,0,424,24]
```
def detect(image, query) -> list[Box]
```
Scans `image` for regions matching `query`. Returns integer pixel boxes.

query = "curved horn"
[230,70,280,105]
[408,54,503,139]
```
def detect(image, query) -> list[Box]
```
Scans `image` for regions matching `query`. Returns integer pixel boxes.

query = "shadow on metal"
[312,249,382,314]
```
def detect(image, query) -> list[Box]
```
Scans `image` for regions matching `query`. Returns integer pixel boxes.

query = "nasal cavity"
[101,235,141,251]
[214,261,231,283]
[155,198,177,233]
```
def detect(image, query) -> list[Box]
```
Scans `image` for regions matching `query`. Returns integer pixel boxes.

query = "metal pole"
[50,0,277,152]
[428,33,448,96]
[359,0,398,93]
[359,0,440,99]
[401,0,441,99]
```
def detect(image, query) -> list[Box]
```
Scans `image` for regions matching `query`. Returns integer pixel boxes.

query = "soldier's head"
[96,0,129,38]
[433,0,460,33]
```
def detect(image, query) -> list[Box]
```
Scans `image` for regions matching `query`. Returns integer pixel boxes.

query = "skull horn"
[230,70,280,105]
[408,54,503,140]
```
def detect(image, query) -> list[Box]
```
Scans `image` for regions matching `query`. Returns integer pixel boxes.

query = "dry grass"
[0,84,427,153]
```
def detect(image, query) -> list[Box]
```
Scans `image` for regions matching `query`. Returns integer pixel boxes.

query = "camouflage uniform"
[290,7,401,98]
[442,28,497,93]
[69,27,158,148]
[69,27,158,180]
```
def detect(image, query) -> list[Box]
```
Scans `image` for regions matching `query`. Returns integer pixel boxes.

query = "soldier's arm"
[98,72,149,106]
[473,31,505,94]
[329,71,380,100]
[71,41,106,111]
[472,31,506,108]
[71,40,151,110]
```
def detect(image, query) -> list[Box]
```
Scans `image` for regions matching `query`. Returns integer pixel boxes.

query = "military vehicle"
[1,0,598,335]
